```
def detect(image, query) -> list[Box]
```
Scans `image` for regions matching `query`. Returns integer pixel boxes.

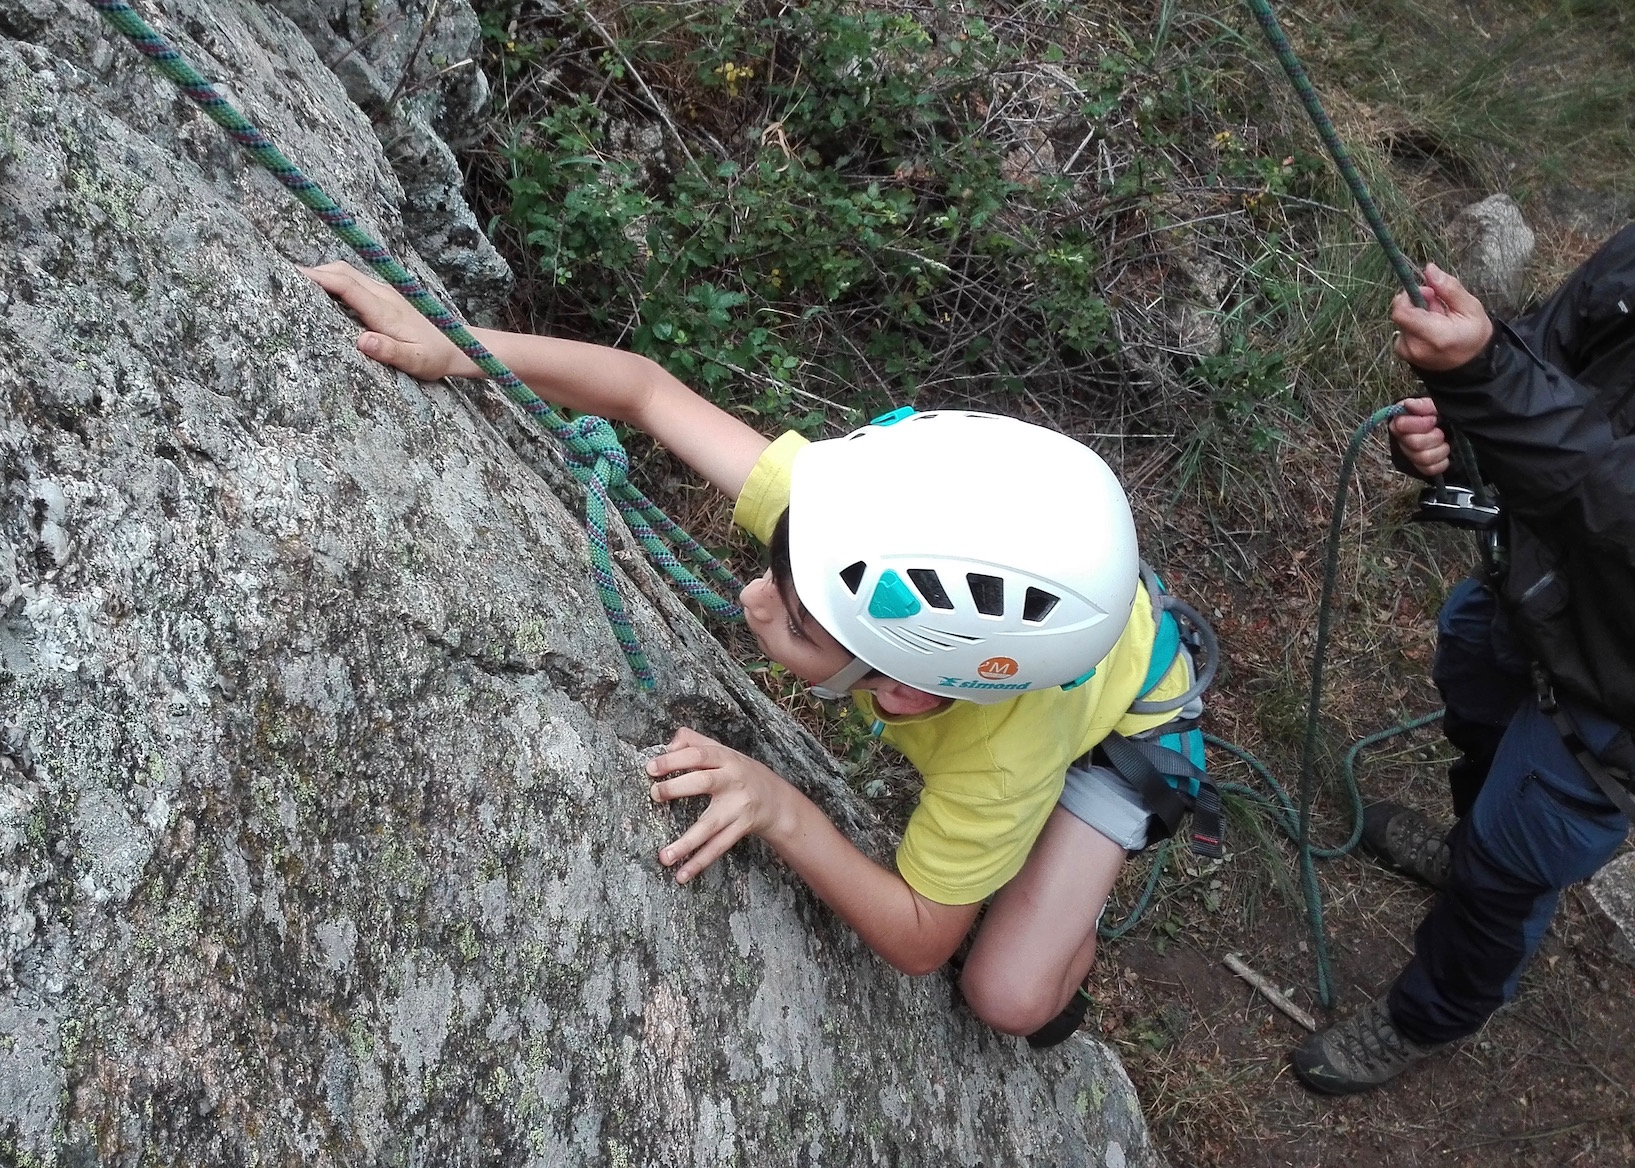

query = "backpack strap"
[1534,665,1635,820]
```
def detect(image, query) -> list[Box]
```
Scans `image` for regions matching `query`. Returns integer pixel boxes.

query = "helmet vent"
[1023,588,1060,623]
[877,627,938,654]
[967,573,1005,616]
[907,569,954,610]
[926,628,984,643]
[839,561,867,594]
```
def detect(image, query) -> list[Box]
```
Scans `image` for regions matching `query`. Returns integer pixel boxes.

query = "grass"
[1309,0,1635,199]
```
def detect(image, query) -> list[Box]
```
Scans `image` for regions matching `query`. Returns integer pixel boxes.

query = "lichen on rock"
[0,3,1164,1165]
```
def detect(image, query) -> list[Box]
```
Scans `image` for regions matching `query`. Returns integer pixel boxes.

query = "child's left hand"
[645,728,793,885]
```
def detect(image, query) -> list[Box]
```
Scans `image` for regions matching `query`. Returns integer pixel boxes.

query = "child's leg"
[957,806,1126,1036]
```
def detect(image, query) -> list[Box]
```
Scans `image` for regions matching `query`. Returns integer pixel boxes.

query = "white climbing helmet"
[789,409,1139,704]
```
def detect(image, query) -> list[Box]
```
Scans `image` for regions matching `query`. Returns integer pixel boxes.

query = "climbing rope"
[87,0,744,691]
[1100,408,1448,1010]
[1243,0,1494,506]
[1103,7,1501,994]
[1242,0,1423,308]
[1233,2,1515,1006]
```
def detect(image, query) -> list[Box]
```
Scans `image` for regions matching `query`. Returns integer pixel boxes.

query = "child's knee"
[959,960,1083,1036]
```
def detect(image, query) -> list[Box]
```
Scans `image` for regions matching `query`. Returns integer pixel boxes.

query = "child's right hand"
[300,262,482,381]
[645,728,794,886]
[1388,397,1451,478]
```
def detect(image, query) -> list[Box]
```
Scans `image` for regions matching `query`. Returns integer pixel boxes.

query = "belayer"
[302,261,1222,1049]
[1293,227,1635,1093]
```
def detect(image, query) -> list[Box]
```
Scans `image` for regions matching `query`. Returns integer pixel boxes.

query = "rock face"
[1447,193,1535,317]
[264,0,514,317]
[0,2,1161,1164]
[1589,852,1635,967]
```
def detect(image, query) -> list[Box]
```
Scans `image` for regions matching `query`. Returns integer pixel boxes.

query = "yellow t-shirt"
[732,431,1188,905]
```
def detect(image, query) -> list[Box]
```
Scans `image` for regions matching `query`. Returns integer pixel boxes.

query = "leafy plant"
[468,0,1332,442]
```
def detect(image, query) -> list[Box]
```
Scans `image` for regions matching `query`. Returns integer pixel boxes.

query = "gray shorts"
[1063,624,1207,851]
[1059,761,1158,852]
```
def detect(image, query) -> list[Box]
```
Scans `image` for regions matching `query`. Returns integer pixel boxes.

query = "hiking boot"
[1292,998,1444,1095]
[1361,801,1452,890]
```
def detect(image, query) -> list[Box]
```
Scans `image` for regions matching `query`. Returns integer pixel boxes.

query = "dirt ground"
[1094,748,1635,1168]
[1083,481,1635,1168]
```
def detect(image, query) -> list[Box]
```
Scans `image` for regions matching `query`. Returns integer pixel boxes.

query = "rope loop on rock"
[87,0,746,690]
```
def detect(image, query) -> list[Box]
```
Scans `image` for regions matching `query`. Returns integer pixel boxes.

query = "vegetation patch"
[468,0,1363,457]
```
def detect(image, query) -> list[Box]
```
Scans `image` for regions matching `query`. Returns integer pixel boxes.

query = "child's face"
[738,571,853,684]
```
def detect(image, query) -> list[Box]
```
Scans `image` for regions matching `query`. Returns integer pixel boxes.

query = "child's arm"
[649,728,981,975]
[300,263,770,498]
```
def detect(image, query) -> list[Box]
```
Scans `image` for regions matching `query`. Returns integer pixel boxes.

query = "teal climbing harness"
[87,0,744,691]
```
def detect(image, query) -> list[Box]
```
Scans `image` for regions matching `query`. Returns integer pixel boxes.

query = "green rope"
[1242,0,1497,506]
[1232,3,1509,1005]
[1242,0,1424,309]
[1100,409,1446,1009]
[1098,839,1171,942]
[88,0,745,691]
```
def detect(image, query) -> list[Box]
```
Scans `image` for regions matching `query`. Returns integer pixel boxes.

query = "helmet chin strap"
[809,655,877,701]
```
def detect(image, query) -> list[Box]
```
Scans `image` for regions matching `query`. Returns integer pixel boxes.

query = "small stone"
[1447,194,1535,316]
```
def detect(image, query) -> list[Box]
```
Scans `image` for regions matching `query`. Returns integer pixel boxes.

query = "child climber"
[302,262,1217,1048]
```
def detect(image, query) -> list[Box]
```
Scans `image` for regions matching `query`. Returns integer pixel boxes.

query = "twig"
[1061,128,1097,177]
[1224,953,1318,1032]
[384,0,448,113]
[1444,1107,1635,1152]
[575,2,697,167]
[324,14,409,77]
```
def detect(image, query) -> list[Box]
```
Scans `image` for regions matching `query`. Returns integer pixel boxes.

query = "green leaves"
[478,0,1274,434]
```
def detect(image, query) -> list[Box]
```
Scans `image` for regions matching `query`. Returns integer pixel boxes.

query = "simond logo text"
[939,676,1033,691]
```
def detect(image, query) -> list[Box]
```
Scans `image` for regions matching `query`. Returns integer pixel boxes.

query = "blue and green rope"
[88,0,744,690]
[1102,407,1448,1010]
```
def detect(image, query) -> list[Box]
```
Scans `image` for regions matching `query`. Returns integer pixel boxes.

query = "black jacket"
[1416,224,1635,731]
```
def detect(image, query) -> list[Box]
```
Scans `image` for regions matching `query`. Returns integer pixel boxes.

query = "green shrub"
[471,0,1331,438]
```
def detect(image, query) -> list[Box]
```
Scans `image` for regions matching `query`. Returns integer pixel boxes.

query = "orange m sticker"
[977,656,1019,680]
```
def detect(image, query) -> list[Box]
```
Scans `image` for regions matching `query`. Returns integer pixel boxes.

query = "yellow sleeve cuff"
[731,431,809,545]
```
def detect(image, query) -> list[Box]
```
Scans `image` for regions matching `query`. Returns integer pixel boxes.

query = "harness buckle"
[1530,662,1559,715]
[1412,484,1501,531]
[1189,780,1225,860]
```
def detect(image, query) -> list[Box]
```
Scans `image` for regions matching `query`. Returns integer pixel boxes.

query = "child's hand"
[645,728,792,885]
[300,262,482,381]
[1388,397,1451,478]
[1389,262,1494,372]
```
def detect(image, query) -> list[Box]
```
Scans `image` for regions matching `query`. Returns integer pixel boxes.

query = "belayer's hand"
[300,262,481,381]
[645,728,792,885]
[1390,263,1494,372]
[1387,397,1450,478]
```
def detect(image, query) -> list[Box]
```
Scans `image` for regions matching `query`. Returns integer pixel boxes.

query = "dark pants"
[1387,580,1631,1045]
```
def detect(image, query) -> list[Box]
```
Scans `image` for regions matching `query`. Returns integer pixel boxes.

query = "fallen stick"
[1223,953,1319,1032]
